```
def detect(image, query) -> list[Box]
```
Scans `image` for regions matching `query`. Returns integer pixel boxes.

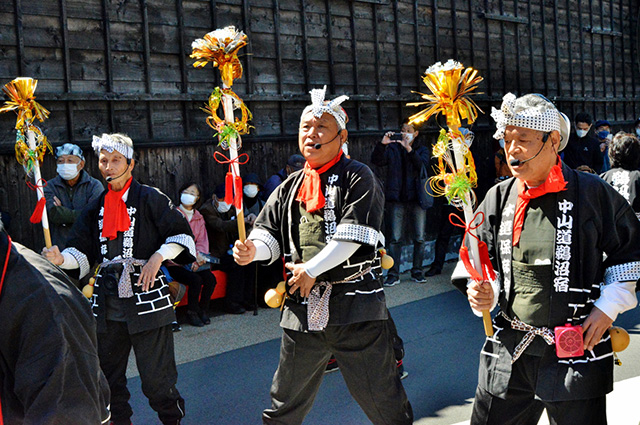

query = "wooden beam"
[59,0,75,142]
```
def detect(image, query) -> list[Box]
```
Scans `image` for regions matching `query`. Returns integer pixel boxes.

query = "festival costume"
[0,232,111,424]
[250,155,413,425]
[63,177,196,425]
[601,168,640,219]
[44,170,104,248]
[454,163,640,424]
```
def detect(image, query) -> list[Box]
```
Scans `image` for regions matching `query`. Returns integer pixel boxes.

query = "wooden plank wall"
[0,0,638,248]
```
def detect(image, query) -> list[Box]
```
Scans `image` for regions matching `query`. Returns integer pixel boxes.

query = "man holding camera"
[453,93,640,425]
[371,119,431,285]
[43,133,196,425]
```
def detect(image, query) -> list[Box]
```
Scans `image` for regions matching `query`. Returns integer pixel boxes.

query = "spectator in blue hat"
[263,154,305,198]
[44,143,104,248]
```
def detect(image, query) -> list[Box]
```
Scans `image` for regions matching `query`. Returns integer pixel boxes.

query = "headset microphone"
[509,133,551,167]
[312,132,342,150]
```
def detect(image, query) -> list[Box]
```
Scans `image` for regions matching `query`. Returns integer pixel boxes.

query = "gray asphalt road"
[127,268,640,424]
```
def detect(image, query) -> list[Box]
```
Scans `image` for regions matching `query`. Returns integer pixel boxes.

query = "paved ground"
[125,262,640,424]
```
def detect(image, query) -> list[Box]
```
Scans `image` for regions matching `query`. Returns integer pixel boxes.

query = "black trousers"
[263,320,413,425]
[471,354,607,425]
[98,321,185,425]
[166,265,216,313]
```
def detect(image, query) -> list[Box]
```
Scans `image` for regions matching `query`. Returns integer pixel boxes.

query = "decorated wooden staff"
[408,60,494,336]
[0,77,53,248]
[191,26,252,242]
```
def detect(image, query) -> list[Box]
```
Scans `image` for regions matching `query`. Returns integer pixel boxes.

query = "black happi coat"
[457,163,640,401]
[601,167,640,216]
[65,179,195,334]
[250,156,388,331]
[0,234,110,424]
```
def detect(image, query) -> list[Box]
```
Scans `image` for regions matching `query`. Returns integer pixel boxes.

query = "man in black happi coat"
[234,86,413,425]
[43,133,196,425]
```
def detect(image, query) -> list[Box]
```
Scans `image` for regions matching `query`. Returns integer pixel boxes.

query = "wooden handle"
[482,310,494,336]
[43,227,52,249]
[236,209,246,242]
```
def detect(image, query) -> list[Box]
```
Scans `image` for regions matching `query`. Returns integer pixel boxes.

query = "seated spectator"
[594,119,612,172]
[243,173,265,230]
[166,182,217,327]
[371,118,430,285]
[263,154,305,198]
[601,132,640,217]
[562,112,604,173]
[44,143,104,248]
[200,184,254,314]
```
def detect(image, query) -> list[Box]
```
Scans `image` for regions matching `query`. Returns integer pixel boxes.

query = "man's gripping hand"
[233,239,256,266]
[582,306,614,351]
[138,252,163,292]
[42,245,64,266]
[285,262,316,298]
[467,280,494,312]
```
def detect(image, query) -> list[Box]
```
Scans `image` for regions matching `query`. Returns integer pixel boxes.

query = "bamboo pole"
[221,85,246,242]
[451,135,493,336]
[26,129,52,248]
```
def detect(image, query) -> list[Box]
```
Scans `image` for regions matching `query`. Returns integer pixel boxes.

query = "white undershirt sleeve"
[304,240,361,278]
[594,281,638,322]
[156,243,184,261]
[60,251,79,269]
[252,240,271,262]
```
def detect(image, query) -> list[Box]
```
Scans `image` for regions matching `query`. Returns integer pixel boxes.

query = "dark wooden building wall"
[0,0,638,248]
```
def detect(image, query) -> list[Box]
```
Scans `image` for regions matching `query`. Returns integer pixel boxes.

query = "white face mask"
[576,129,588,138]
[180,193,197,207]
[402,132,415,143]
[636,128,640,137]
[217,201,231,213]
[57,163,80,181]
[243,185,259,198]
[499,139,505,149]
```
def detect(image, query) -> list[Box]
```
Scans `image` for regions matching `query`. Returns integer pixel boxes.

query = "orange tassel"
[30,197,46,223]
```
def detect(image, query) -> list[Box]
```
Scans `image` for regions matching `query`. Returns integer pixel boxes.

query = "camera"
[99,269,120,295]
[389,132,404,141]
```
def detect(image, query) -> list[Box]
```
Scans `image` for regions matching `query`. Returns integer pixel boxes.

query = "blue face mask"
[596,130,610,140]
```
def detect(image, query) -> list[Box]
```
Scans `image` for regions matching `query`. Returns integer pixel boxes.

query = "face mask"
[180,193,197,207]
[402,133,415,143]
[499,139,505,149]
[596,130,610,140]
[57,163,80,181]
[243,185,259,198]
[636,128,640,137]
[576,129,588,138]
[217,201,231,213]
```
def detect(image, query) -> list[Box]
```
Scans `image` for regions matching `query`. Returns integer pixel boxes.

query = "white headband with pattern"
[91,134,134,159]
[491,93,562,141]
[301,85,349,130]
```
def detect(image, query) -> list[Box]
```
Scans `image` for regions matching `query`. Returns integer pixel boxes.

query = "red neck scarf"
[513,158,566,246]
[102,177,133,240]
[296,150,343,213]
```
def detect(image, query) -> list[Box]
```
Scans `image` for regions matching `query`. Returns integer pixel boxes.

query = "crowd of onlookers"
[11,114,639,329]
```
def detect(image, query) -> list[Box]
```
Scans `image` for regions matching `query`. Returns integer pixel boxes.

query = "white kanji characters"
[615,184,630,201]
[558,199,574,214]
[324,221,337,235]
[325,196,335,209]
[556,229,572,245]
[101,245,108,255]
[499,239,512,256]
[501,258,511,275]
[327,174,338,185]
[503,203,516,217]
[611,170,630,187]
[555,244,571,261]
[554,260,571,277]
[557,214,573,229]
[499,220,513,236]
[122,247,133,257]
[324,209,336,222]
[127,206,137,216]
[98,219,104,230]
[554,276,570,292]
[122,237,134,248]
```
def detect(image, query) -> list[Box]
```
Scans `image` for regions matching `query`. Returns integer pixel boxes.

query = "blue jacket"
[371,141,430,203]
